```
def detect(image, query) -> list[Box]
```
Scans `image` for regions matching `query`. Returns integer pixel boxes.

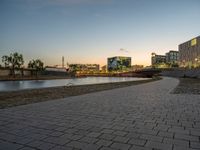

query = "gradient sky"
[0,0,200,67]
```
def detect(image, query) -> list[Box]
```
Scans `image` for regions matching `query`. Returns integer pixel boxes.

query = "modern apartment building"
[107,56,131,71]
[179,36,200,68]
[151,53,166,67]
[166,50,179,66]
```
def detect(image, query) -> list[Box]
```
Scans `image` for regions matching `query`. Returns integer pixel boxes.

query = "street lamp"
[195,58,198,68]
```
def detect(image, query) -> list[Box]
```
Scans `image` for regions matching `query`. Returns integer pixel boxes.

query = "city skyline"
[1,0,200,67]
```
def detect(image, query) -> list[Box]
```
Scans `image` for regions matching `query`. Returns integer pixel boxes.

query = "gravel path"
[0,77,200,150]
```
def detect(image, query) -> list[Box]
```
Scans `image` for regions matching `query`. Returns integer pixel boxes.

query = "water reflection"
[0,77,150,92]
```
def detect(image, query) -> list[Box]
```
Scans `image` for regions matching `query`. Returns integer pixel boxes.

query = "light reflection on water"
[0,77,150,92]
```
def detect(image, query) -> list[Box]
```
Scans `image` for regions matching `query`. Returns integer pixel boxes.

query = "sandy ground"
[173,78,200,94]
[0,78,159,109]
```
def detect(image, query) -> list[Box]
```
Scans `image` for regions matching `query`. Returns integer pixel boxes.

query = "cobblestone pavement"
[0,77,200,150]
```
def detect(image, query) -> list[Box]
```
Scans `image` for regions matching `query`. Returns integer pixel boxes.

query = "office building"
[179,36,200,68]
[107,56,131,71]
[151,53,166,67]
[166,50,179,67]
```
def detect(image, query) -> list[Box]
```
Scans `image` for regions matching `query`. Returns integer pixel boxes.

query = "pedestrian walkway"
[0,77,200,150]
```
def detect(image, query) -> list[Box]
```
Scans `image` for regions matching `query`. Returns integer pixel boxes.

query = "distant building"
[165,50,179,67]
[131,65,144,71]
[107,56,131,71]
[45,66,67,72]
[101,65,107,72]
[151,53,166,67]
[44,66,68,76]
[179,36,200,68]
[69,64,100,72]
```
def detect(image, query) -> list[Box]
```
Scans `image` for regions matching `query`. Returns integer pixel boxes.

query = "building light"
[191,38,197,46]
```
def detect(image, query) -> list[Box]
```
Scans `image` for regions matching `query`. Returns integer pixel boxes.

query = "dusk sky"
[0,0,200,67]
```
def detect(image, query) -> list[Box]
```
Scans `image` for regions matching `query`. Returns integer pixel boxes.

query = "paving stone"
[82,144,101,150]
[75,129,89,135]
[190,129,200,136]
[145,141,172,150]
[96,139,112,146]
[99,134,116,140]
[190,142,200,149]
[100,147,117,150]
[155,124,170,131]
[37,142,55,150]
[68,134,83,140]
[112,125,126,130]
[0,77,199,150]
[49,131,64,137]
[19,147,37,150]
[0,140,24,150]
[128,138,146,146]
[110,142,131,150]
[55,126,68,132]
[140,134,163,142]
[13,137,34,145]
[26,140,44,148]
[79,136,98,144]
[163,137,189,147]
[87,132,101,138]
[174,133,199,142]
[101,129,115,134]
[129,145,151,150]
[158,131,174,138]
[137,128,158,135]
[126,132,140,138]
[113,131,128,136]
[42,136,71,145]
[168,128,190,135]
[113,136,129,143]
[50,145,73,150]
[173,145,197,150]
[66,141,88,149]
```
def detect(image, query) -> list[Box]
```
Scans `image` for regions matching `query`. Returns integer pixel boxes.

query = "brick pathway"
[0,77,200,150]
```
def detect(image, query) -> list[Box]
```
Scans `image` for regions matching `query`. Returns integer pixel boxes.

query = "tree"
[2,52,24,77]
[28,59,44,77]
[2,55,10,68]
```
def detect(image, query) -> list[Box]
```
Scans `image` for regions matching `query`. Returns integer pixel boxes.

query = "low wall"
[161,68,200,78]
[42,70,69,76]
[0,68,31,77]
[0,69,10,76]
[0,68,69,77]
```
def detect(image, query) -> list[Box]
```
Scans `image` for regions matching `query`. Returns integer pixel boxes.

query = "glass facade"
[179,36,200,68]
[166,51,179,64]
[151,53,166,66]
[107,56,131,71]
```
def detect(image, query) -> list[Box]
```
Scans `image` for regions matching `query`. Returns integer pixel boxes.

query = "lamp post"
[195,58,198,68]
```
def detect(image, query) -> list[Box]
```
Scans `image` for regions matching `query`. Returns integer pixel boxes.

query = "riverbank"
[173,77,200,94]
[0,77,160,109]
[0,76,75,81]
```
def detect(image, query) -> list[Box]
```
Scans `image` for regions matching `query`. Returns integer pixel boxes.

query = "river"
[0,77,150,92]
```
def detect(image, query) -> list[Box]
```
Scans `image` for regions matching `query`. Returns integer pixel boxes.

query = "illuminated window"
[191,38,197,46]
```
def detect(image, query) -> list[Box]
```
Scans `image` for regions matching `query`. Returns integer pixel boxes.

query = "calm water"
[0,77,150,92]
